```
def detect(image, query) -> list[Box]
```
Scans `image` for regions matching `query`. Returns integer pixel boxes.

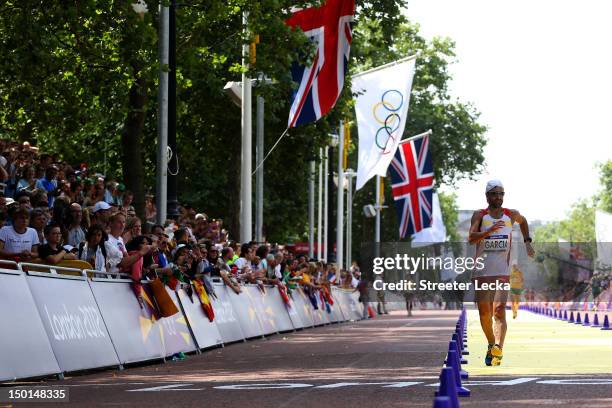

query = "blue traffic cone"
[592,314,600,327]
[433,396,453,408]
[451,336,468,364]
[583,313,590,326]
[575,313,582,324]
[434,367,460,408]
[447,350,470,396]
[445,341,468,378]
[569,312,575,323]
[563,310,568,320]
[454,332,469,355]
[602,315,611,330]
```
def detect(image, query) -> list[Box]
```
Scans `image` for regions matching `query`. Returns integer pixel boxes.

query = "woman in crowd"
[77,224,114,271]
[122,216,142,243]
[119,190,136,217]
[16,166,37,193]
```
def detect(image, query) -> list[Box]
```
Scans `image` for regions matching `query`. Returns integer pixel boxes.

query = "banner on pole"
[353,56,416,190]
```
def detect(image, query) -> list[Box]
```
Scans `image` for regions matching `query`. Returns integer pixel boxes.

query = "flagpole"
[323,146,329,262]
[336,121,344,270]
[317,148,323,261]
[399,129,433,144]
[351,54,418,79]
[375,175,381,244]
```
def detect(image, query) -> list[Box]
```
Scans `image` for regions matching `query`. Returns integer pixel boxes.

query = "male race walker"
[468,180,535,366]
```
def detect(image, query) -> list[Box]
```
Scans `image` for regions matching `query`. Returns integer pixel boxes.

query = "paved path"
[4,308,612,407]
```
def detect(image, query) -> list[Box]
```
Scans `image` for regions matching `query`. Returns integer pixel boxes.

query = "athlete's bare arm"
[468,210,505,244]
[509,209,535,257]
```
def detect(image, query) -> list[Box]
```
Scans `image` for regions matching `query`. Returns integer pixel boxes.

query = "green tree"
[534,198,596,243]
[597,160,612,213]
[0,1,486,246]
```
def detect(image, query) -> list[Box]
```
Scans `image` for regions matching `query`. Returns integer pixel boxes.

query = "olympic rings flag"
[352,56,416,190]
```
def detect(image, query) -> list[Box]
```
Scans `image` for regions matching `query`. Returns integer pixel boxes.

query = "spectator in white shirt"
[0,208,39,261]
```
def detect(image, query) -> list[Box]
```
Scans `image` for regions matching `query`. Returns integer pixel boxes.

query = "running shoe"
[491,344,503,366]
[485,344,494,366]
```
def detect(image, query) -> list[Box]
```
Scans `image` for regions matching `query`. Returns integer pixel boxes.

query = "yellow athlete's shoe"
[491,344,503,366]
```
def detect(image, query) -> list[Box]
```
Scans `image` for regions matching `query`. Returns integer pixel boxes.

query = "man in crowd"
[35,165,60,207]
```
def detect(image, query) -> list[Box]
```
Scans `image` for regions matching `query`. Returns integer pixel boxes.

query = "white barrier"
[174,286,223,350]
[87,276,166,364]
[25,268,121,372]
[0,266,61,381]
[3,263,362,381]
[226,284,266,339]
[211,283,246,343]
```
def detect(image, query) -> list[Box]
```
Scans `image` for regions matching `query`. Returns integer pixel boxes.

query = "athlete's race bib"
[483,234,509,251]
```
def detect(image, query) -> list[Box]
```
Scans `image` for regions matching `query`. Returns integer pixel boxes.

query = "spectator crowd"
[0,140,369,315]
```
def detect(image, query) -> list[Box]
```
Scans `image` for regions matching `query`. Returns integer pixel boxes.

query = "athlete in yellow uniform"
[509,263,524,319]
[469,180,535,366]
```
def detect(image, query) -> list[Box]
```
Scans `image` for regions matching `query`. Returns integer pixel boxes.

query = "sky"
[404,0,612,222]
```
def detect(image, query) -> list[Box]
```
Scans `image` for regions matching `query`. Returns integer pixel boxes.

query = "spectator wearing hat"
[91,201,111,230]
[0,208,39,261]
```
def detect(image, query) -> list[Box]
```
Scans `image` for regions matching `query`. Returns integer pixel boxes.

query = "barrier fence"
[0,263,366,382]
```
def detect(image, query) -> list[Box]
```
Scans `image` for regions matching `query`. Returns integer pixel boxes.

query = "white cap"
[63,245,75,252]
[93,201,111,213]
[485,179,504,193]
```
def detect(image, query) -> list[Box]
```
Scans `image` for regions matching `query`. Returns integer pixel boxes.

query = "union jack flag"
[285,0,355,128]
[388,133,435,239]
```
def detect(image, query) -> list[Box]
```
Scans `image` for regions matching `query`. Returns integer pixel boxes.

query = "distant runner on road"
[468,179,535,366]
[510,263,524,319]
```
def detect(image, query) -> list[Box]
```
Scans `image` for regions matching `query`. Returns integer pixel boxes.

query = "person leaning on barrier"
[0,207,39,261]
[217,246,241,294]
[38,223,77,264]
[125,235,154,307]
[77,224,118,272]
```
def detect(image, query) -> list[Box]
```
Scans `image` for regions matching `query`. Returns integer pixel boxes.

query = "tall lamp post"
[327,134,339,263]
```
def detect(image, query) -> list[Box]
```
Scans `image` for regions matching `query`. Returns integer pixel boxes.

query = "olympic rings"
[371,89,404,152]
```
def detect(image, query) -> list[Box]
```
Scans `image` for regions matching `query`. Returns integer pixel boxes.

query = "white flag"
[595,210,612,269]
[352,56,416,190]
[411,193,447,247]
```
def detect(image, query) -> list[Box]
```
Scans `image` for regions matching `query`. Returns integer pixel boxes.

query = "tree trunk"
[121,71,147,221]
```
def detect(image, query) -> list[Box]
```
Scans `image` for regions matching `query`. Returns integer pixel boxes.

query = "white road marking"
[128,384,195,392]
[315,382,422,389]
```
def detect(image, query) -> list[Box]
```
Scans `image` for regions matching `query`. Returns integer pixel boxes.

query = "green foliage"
[533,198,596,243]
[534,161,611,245]
[438,192,459,242]
[597,160,612,213]
[0,0,485,244]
